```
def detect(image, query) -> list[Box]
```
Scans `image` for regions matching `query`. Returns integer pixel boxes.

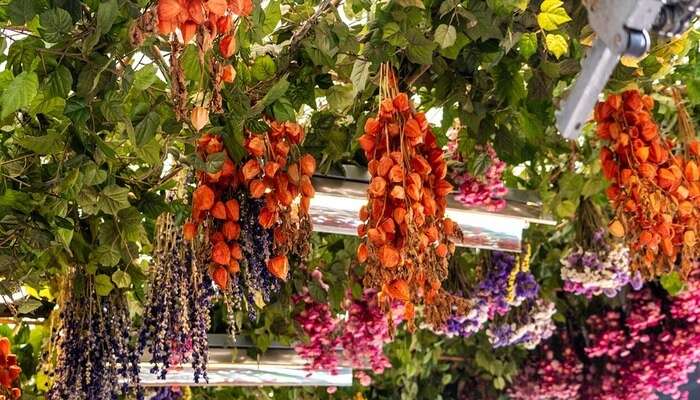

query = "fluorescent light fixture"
[309,176,554,253]
[139,335,352,387]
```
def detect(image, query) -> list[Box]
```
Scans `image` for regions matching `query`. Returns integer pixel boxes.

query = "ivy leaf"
[350,59,371,95]
[8,0,38,25]
[2,71,38,118]
[434,24,457,49]
[111,270,131,289]
[94,274,114,296]
[39,8,73,43]
[661,271,684,296]
[537,0,572,31]
[518,32,538,58]
[545,33,568,59]
[98,185,131,215]
[258,0,280,38]
[96,0,119,36]
[406,30,436,65]
[134,111,160,147]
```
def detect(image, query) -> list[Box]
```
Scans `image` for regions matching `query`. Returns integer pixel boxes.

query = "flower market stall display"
[138,188,214,382]
[596,90,700,279]
[560,199,642,298]
[0,337,21,400]
[357,64,469,329]
[185,120,314,332]
[45,270,141,400]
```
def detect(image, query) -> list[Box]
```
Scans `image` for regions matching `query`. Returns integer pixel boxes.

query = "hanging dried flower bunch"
[0,337,21,400]
[45,270,141,400]
[134,0,250,122]
[596,89,700,279]
[138,177,214,382]
[357,64,468,329]
[185,120,314,327]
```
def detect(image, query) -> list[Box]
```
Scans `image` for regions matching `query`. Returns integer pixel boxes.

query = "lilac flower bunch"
[486,299,556,349]
[47,271,141,400]
[561,230,642,298]
[138,211,213,383]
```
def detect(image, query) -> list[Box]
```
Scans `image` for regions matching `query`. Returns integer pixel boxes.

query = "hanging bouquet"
[596,90,699,280]
[356,64,468,329]
[185,120,314,328]
[138,180,214,382]
[0,337,21,400]
[560,199,641,298]
[485,298,556,349]
[446,130,508,211]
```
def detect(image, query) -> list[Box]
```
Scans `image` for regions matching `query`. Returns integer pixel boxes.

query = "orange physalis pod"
[264,161,280,178]
[410,155,431,175]
[217,15,233,33]
[657,168,677,190]
[222,221,241,241]
[389,165,404,183]
[221,158,236,177]
[300,195,311,214]
[246,136,265,157]
[357,243,369,263]
[359,205,370,221]
[443,218,457,236]
[211,201,227,219]
[364,117,381,136]
[224,199,240,221]
[157,0,184,32]
[434,180,453,197]
[404,118,422,139]
[425,226,439,243]
[684,230,696,247]
[635,146,650,162]
[205,0,228,16]
[299,154,316,176]
[689,140,700,157]
[230,243,243,260]
[210,231,225,243]
[380,218,396,235]
[393,207,406,224]
[191,106,209,131]
[377,156,394,177]
[300,175,315,197]
[379,98,394,117]
[638,231,653,247]
[367,228,386,246]
[358,134,376,153]
[275,140,290,158]
[609,220,625,238]
[229,0,254,16]
[193,185,215,211]
[385,279,410,301]
[639,163,657,179]
[685,161,699,182]
[661,237,675,257]
[267,255,289,281]
[390,185,405,200]
[249,179,267,198]
[180,21,197,43]
[242,159,261,181]
[379,245,400,268]
[258,207,276,228]
[227,260,240,274]
[219,34,237,58]
[368,177,387,198]
[205,137,223,154]
[640,122,658,141]
[183,222,197,241]
[387,122,400,137]
[287,163,301,185]
[357,223,367,237]
[435,243,449,258]
[392,93,411,113]
[212,266,229,289]
[212,242,231,265]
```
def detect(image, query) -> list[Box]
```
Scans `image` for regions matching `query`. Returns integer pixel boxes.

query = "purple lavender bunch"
[150,386,185,400]
[442,296,490,338]
[138,212,213,383]
[486,299,556,349]
[47,272,141,400]
[479,251,538,316]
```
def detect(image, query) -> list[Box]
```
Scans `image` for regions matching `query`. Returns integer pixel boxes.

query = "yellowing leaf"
[537,0,571,31]
[545,33,568,59]
[621,55,641,68]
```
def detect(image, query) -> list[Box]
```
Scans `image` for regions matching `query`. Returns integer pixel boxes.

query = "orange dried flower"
[379,245,400,268]
[219,34,236,58]
[191,106,209,131]
[225,199,240,221]
[230,242,243,260]
[229,0,253,16]
[212,266,229,289]
[211,201,227,219]
[385,279,410,301]
[242,159,261,181]
[368,177,387,197]
[212,242,231,265]
[249,179,266,198]
[267,255,289,280]
[299,154,316,176]
[193,185,215,211]
[222,221,241,241]
[246,136,265,157]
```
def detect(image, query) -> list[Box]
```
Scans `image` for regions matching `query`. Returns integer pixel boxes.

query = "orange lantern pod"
[267,255,289,281]
[212,266,229,289]
[183,222,197,241]
[212,242,231,265]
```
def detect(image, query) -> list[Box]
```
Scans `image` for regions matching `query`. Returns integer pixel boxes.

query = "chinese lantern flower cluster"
[596,90,700,279]
[451,143,508,211]
[293,288,393,385]
[561,230,642,298]
[138,209,213,382]
[185,121,315,316]
[0,337,21,400]
[357,67,466,328]
[508,338,584,400]
[157,0,251,56]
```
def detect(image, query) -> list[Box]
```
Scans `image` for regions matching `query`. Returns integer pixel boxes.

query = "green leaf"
[98,185,131,215]
[2,71,39,118]
[406,30,436,65]
[350,59,371,95]
[396,0,425,9]
[382,22,407,47]
[555,200,577,219]
[250,76,289,115]
[518,32,538,58]
[687,80,700,105]
[17,299,43,314]
[96,0,119,35]
[93,245,120,267]
[434,24,457,49]
[259,0,281,38]
[271,98,296,121]
[111,270,131,289]
[439,32,470,60]
[661,271,684,296]
[537,0,571,31]
[94,274,114,296]
[14,130,63,155]
[180,45,202,82]
[132,64,158,91]
[39,8,73,42]
[545,33,568,59]
[8,0,38,25]
[326,84,355,112]
[251,55,276,81]
[134,111,160,147]
[117,207,147,243]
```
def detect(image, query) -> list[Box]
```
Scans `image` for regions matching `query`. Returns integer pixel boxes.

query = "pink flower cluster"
[293,287,393,386]
[452,144,508,211]
[508,339,583,400]
[510,273,700,400]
